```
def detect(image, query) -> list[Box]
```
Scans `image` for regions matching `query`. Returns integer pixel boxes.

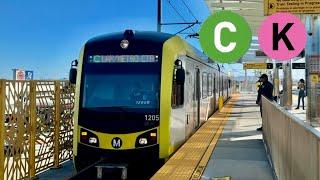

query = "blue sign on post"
[25,71,34,80]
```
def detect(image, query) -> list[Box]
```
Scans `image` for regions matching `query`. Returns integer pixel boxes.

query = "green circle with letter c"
[199,11,252,63]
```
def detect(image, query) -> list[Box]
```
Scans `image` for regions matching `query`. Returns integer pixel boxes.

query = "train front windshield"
[83,73,160,109]
[80,54,161,112]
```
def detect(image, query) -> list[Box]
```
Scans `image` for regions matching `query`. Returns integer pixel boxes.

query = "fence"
[262,96,320,180]
[0,80,75,180]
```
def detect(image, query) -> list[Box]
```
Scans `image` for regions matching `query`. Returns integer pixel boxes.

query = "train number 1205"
[145,115,160,121]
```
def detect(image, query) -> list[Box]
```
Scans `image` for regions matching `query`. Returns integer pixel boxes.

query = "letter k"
[273,23,294,50]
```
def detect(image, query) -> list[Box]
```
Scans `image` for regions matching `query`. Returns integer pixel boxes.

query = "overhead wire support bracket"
[186,33,199,39]
[174,22,198,35]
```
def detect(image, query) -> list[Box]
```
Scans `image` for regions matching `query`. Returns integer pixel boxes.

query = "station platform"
[152,93,275,180]
[289,94,307,121]
[37,93,276,180]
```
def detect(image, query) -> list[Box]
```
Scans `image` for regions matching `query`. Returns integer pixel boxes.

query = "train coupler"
[96,164,128,180]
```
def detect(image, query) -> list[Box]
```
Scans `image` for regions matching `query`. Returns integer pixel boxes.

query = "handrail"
[265,97,320,138]
[262,96,320,180]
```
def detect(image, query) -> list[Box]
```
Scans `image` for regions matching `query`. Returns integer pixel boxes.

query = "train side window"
[172,60,185,108]
[202,72,208,98]
[221,76,224,96]
[208,73,213,96]
[213,73,216,93]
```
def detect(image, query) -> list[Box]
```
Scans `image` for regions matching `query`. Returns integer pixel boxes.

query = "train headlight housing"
[80,129,99,147]
[89,137,98,144]
[138,138,148,145]
[120,39,129,49]
[135,129,157,148]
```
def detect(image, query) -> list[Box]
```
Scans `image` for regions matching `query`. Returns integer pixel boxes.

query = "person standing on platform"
[256,74,274,131]
[295,79,305,110]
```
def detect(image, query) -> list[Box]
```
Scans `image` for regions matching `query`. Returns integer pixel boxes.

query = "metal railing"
[262,96,320,180]
[0,80,75,180]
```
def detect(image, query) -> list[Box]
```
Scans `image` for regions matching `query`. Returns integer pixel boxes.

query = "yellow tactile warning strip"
[212,177,231,180]
[152,94,239,180]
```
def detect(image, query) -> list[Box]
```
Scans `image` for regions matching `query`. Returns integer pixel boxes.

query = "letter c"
[214,22,237,53]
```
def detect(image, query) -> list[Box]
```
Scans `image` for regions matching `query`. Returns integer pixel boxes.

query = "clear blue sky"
[0,0,210,79]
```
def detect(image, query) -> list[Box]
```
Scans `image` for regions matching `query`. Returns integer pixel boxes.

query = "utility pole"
[157,0,162,32]
[305,15,320,126]
[273,61,280,102]
[283,60,292,109]
[244,69,247,92]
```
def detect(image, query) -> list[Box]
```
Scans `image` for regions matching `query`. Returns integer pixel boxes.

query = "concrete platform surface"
[201,93,275,180]
[288,94,307,121]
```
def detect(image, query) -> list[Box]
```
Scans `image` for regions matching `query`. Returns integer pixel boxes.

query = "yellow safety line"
[152,94,239,180]
[191,95,238,180]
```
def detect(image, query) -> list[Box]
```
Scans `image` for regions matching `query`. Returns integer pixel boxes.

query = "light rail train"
[69,30,233,178]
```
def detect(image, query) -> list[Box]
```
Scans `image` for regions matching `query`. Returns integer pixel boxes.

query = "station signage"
[264,0,320,15]
[200,11,307,63]
[292,63,305,69]
[13,69,34,80]
[14,69,25,80]
[308,55,320,73]
[244,63,306,69]
[25,71,34,80]
[243,63,273,69]
[311,74,319,84]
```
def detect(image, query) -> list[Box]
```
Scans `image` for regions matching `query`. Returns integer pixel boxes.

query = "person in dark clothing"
[295,79,305,110]
[256,74,274,131]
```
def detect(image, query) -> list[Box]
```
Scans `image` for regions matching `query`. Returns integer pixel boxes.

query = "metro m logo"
[111,137,122,149]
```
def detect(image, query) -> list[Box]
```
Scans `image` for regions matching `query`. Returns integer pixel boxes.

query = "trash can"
[279,91,284,106]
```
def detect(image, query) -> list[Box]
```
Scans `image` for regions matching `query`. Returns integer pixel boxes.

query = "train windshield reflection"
[83,73,160,109]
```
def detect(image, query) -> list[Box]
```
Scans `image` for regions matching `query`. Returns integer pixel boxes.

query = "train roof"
[184,42,220,70]
[86,30,220,70]
[86,30,174,45]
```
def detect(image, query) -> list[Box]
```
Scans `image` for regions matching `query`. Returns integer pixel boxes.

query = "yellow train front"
[70,30,232,178]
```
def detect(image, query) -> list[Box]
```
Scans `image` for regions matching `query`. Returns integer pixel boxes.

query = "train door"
[227,78,229,98]
[213,73,216,110]
[221,76,224,98]
[185,61,194,138]
[218,71,221,98]
[193,68,200,129]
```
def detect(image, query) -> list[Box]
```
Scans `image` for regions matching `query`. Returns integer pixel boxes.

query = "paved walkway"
[288,94,307,121]
[201,93,275,180]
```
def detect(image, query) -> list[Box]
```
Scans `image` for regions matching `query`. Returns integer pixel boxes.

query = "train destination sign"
[89,55,159,63]
[264,0,320,15]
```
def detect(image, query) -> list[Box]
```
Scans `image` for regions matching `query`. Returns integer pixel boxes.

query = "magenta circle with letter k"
[258,13,307,61]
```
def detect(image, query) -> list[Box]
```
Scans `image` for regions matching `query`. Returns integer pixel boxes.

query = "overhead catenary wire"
[166,0,188,23]
[180,0,198,21]
[165,0,197,34]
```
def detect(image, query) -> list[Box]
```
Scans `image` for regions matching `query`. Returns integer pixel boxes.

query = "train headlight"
[120,39,129,49]
[138,138,148,145]
[135,129,157,148]
[89,137,98,144]
[80,129,99,147]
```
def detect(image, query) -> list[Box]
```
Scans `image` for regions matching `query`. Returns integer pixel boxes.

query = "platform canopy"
[204,0,264,36]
